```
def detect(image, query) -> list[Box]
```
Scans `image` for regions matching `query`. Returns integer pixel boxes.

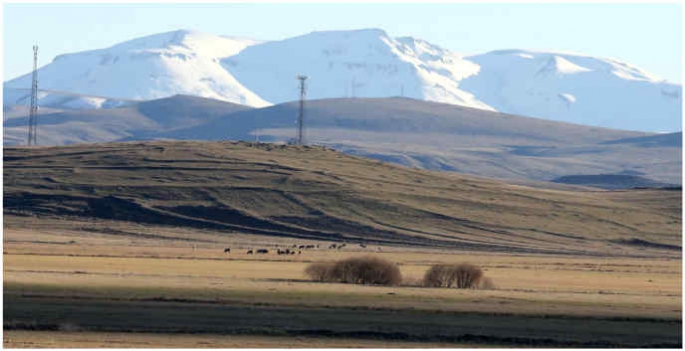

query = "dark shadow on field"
[3,294,681,348]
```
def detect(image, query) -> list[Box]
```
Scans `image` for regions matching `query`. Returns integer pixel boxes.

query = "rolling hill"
[3,96,680,185]
[3,141,680,256]
[3,95,252,145]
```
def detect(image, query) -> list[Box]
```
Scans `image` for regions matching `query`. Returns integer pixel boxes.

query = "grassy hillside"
[4,140,680,256]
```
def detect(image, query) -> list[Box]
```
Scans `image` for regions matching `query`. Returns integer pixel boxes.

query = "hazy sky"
[3,2,682,83]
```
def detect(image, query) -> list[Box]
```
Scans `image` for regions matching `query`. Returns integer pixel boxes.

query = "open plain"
[3,141,682,347]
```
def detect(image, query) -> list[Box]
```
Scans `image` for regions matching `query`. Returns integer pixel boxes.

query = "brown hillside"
[3,140,680,256]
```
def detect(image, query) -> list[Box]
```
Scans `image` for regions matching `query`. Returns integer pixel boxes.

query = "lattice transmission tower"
[296,75,308,145]
[27,45,39,146]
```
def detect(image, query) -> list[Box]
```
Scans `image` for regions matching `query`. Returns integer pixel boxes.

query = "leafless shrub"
[304,256,401,286]
[304,262,334,282]
[423,263,484,289]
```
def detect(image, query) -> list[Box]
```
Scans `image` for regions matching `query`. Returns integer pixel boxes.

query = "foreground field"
[3,223,682,347]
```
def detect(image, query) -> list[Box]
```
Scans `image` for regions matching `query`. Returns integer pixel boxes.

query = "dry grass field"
[3,141,682,347]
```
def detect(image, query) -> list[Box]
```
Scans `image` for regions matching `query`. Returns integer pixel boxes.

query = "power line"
[296,75,308,145]
[27,45,39,146]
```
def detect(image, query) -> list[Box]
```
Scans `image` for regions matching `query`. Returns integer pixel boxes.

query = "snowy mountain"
[4,28,681,132]
[459,50,682,132]
[4,30,270,107]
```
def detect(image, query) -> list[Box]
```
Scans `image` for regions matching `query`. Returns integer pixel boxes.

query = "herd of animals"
[222,242,376,255]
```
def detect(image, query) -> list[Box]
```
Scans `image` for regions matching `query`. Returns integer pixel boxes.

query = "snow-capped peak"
[6,29,269,106]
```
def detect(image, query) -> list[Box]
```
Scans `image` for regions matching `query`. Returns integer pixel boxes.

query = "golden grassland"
[3,223,682,347]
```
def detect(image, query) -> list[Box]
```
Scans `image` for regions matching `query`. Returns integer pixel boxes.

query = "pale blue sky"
[3,2,682,83]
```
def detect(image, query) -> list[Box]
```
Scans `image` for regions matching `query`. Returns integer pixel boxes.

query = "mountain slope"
[4,30,270,107]
[3,140,680,256]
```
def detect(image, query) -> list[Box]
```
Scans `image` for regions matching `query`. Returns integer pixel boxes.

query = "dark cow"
[224,247,231,253]
[329,244,337,249]
[359,244,366,248]
[247,249,253,255]
[256,249,269,254]
[299,245,306,250]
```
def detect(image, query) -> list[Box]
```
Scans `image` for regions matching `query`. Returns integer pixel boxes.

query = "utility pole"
[3,104,9,145]
[27,45,39,146]
[296,75,308,145]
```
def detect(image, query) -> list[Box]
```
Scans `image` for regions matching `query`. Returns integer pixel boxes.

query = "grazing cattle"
[247,249,253,255]
[316,244,319,249]
[290,251,296,255]
[329,244,337,249]
[292,244,298,248]
[306,245,315,249]
[298,250,302,255]
[224,248,231,253]
[359,244,366,248]
[299,245,305,250]
[256,249,269,254]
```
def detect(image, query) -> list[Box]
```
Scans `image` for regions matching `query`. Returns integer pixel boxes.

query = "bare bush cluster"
[423,263,484,289]
[304,256,401,286]
[305,257,493,290]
